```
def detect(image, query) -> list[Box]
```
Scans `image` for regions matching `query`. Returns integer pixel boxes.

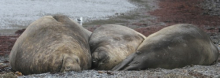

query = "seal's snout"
[64,64,81,72]
[61,56,82,72]
[92,51,107,63]
[92,51,110,69]
[91,52,99,68]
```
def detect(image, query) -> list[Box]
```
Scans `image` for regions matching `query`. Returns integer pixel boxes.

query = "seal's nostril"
[76,59,79,63]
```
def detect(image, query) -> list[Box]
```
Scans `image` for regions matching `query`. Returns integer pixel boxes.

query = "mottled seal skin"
[89,24,146,70]
[113,24,219,70]
[9,15,92,75]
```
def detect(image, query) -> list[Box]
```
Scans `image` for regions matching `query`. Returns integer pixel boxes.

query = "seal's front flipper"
[112,53,136,70]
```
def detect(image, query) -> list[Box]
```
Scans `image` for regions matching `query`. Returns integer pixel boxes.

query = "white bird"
[76,17,83,26]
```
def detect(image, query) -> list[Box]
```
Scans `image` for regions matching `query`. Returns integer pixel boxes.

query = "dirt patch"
[0,36,18,56]
[150,0,220,26]
[135,25,166,37]
[149,0,220,33]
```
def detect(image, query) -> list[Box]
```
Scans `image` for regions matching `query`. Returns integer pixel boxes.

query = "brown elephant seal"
[9,15,92,75]
[113,24,219,70]
[89,24,146,70]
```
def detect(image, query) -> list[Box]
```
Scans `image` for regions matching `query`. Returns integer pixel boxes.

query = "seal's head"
[92,48,110,69]
[61,55,81,72]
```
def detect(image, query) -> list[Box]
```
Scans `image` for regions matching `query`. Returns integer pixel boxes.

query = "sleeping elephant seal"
[89,24,146,70]
[9,15,92,75]
[113,24,219,70]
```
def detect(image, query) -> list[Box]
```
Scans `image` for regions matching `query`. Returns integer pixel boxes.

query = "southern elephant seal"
[9,15,92,75]
[113,24,219,70]
[89,24,146,70]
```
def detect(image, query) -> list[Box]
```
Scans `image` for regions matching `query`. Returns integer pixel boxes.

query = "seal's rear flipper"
[112,53,136,70]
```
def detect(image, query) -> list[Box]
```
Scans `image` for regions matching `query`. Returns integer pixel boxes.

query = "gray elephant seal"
[113,24,219,70]
[89,24,146,70]
[9,15,92,75]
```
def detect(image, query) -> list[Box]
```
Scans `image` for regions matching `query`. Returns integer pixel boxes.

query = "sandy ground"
[0,0,220,78]
[19,63,220,78]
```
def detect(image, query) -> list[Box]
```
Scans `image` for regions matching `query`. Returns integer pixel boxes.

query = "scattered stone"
[15,71,23,76]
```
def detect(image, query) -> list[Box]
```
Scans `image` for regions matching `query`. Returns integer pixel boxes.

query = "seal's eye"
[66,66,71,70]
